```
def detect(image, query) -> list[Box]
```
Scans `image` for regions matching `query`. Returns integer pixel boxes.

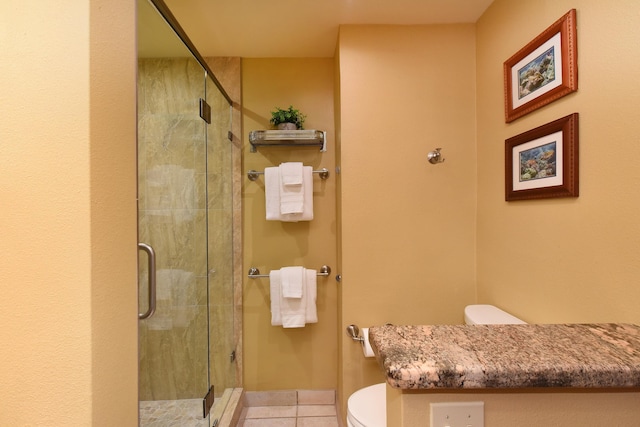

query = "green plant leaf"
[269,105,307,129]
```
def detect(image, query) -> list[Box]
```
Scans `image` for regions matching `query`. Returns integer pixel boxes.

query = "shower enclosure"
[137,0,238,425]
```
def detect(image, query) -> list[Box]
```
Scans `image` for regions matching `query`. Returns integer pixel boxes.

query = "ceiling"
[161,0,495,58]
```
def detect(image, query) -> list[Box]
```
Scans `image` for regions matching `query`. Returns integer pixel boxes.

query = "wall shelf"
[249,130,326,153]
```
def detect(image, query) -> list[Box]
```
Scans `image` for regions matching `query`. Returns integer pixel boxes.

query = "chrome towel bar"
[247,168,330,181]
[248,265,331,278]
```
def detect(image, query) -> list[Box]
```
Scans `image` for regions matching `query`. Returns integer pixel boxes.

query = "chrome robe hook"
[427,148,445,164]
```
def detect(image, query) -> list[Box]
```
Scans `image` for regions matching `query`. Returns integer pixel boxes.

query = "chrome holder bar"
[346,324,364,342]
[247,168,330,181]
[248,265,331,278]
[138,242,157,320]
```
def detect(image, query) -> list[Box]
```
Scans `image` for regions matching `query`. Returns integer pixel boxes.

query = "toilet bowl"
[346,305,524,427]
[346,383,386,427]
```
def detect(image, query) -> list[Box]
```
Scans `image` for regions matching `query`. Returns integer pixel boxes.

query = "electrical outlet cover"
[430,401,484,427]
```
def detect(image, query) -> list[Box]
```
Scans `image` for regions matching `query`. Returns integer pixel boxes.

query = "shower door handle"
[138,242,157,320]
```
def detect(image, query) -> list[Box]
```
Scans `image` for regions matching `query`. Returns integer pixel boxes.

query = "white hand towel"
[265,167,282,221]
[281,295,306,328]
[279,163,304,214]
[281,266,304,298]
[265,166,314,222]
[304,269,318,324]
[269,270,282,326]
[280,162,304,186]
[269,268,317,328]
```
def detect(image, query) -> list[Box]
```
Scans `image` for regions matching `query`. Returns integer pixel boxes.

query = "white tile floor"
[237,390,340,427]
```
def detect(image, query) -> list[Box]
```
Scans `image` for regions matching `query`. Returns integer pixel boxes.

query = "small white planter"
[277,122,298,130]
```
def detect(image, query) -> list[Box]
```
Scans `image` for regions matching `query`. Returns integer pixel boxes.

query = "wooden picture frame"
[504,9,578,123]
[505,113,579,201]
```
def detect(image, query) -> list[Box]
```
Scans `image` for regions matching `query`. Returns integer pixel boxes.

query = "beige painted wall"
[241,58,338,390]
[476,0,640,324]
[337,24,479,414]
[1,0,138,425]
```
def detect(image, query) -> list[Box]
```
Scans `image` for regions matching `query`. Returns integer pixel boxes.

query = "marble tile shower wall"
[138,58,234,400]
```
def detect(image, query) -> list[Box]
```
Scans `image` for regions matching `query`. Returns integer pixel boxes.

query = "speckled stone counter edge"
[368,323,640,390]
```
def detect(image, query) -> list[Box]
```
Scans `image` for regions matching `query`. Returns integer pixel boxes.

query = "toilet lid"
[347,383,387,427]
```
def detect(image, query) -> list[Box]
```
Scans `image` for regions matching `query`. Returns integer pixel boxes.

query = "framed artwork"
[504,9,578,123]
[505,113,579,201]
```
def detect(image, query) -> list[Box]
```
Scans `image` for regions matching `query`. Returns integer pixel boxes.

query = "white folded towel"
[281,266,304,298]
[265,167,281,220]
[279,162,304,214]
[303,269,317,324]
[265,166,314,222]
[269,270,283,326]
[280,162,304,186]
[269,268,317,328]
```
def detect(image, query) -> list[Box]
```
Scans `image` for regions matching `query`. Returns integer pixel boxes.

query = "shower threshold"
[140,388,242,427]
[139,398,208,427]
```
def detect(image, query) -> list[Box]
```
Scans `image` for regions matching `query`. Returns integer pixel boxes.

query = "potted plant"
[270,105,306,130]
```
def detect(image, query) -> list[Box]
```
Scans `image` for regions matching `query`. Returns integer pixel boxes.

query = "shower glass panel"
[137,0,235,424]
[137,50,208,398]
[205,76,236,393]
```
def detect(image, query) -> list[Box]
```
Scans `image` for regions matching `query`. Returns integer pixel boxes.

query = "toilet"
[346,383,386,427]
[346,305,525,427]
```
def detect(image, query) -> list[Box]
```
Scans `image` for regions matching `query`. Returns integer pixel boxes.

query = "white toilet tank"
[464,304,526,325]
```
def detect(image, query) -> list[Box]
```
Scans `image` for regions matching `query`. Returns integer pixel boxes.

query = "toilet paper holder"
[347,324,376,357]
[346,324,364,342]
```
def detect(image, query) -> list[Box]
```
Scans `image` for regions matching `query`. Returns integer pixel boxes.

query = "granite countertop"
[367,323,640,390]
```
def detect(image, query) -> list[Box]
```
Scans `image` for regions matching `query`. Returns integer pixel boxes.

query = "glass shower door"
[137,0,211,424]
